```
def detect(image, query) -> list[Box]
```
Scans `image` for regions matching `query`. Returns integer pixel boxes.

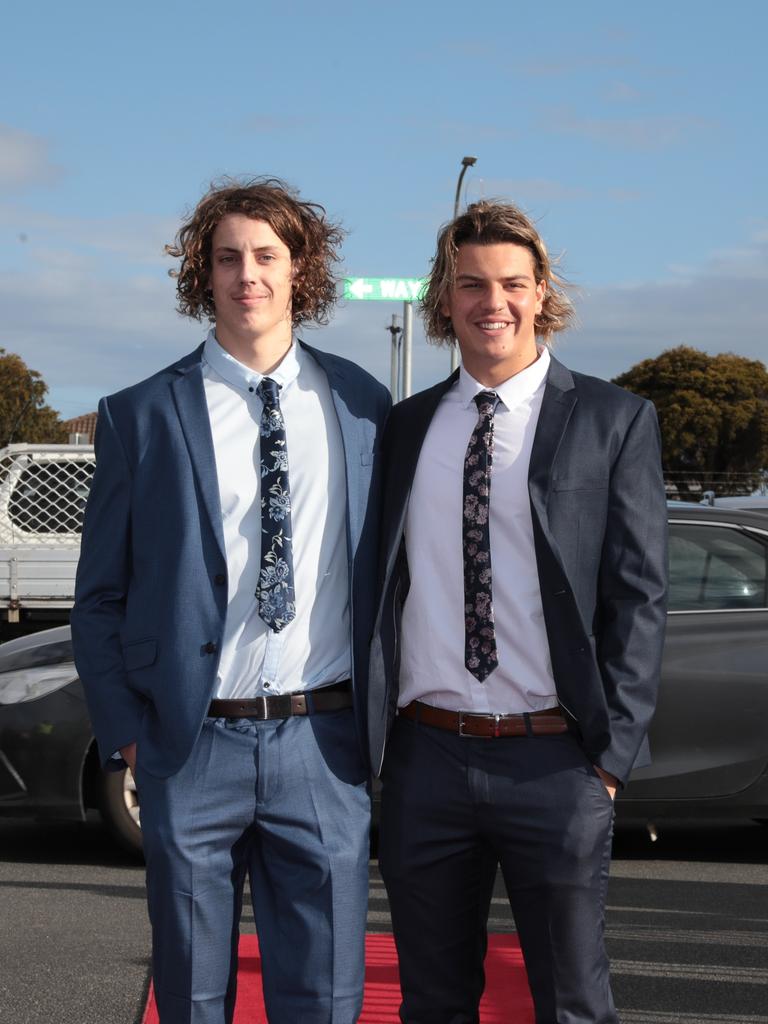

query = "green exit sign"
[344,277,426,301]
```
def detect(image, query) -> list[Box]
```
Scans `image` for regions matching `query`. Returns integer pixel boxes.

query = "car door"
[625,515,768,799]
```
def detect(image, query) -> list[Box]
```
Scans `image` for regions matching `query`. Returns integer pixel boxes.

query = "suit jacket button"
[214,574,226,585]
[203,641,218,655]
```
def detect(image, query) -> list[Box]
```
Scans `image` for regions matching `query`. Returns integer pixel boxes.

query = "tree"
[613,346,768,498]
[0,349,68,447]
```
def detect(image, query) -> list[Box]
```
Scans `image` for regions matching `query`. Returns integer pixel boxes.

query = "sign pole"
[402,301,413,399]
[386,314,402,401]
[343,279,423,399]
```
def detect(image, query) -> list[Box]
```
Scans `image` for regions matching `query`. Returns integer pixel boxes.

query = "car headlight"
[0,663,78,705]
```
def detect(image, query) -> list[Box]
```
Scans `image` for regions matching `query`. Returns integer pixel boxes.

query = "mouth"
[233,294,269,306]
[476,321,512,331]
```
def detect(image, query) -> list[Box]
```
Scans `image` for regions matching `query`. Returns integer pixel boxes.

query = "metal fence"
[0,446,96,547]
[664,471,768,501]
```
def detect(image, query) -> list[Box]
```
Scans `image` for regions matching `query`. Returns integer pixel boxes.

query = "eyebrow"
[455,272,532,282]
[213,244,281,254]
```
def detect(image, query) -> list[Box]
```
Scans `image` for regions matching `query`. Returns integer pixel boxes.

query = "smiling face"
[208,213,294,369]
[441,242,546,386]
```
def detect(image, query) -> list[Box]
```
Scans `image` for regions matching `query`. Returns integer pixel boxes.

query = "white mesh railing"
[0,446,95,548]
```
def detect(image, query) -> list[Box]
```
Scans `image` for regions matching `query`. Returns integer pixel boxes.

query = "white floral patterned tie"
[255,377,296,632]
[463,390,499,681]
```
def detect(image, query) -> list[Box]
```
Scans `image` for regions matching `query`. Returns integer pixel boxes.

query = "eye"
[258,253,276,263]
[218,255,236,264]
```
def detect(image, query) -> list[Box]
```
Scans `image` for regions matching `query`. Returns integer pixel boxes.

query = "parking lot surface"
[1,818,768,1023]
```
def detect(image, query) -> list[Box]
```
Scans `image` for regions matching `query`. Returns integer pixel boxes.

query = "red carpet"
[142,933,533,1023]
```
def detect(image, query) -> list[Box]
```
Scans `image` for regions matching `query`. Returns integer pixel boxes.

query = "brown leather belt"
[208,680,352,720]
[399,700,568,738]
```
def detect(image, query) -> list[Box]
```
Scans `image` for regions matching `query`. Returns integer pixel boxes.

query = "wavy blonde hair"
[165,177,344,327]
[421,200,573,345]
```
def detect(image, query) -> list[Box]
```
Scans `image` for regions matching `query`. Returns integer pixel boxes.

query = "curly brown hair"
[421,200,574,345]
[165,177,344,326]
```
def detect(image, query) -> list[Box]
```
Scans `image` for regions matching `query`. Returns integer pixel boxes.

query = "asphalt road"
[1,817,767,1023]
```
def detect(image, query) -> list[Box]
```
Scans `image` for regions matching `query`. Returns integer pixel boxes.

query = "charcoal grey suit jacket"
[368,354,668,785]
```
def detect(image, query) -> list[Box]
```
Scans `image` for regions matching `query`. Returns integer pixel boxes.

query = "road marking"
[608,904,768,924]
[622,1012,768,1023]
[366,910,395,924]
[609,862,768,885]
[613,960,768,984]
[607,925,768,947]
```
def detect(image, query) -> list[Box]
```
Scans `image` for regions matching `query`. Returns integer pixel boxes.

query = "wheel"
[98,766,143,856]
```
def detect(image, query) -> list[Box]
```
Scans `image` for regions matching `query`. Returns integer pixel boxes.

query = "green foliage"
[0,349,68,447]
[613,346,768,497]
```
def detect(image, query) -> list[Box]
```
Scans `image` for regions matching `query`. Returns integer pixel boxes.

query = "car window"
[669,523,768,611]
[8,461,95,535]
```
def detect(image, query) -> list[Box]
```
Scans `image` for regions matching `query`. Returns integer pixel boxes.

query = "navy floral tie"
[255,377,296,632]
[463,390,500,681]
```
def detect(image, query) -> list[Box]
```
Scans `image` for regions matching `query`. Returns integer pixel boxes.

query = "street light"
[450,156,477,371]
[454,155,477,218]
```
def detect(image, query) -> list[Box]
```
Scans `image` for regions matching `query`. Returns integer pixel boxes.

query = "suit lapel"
[385,370,459,572]
[528,353,577,532]
[170,351,226,562]
[299,342,363,547]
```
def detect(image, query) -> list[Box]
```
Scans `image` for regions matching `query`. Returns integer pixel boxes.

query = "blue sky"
[2,0,766,419]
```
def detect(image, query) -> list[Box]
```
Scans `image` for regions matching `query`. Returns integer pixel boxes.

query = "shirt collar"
[458,345,551,411]
[202,328,302,394]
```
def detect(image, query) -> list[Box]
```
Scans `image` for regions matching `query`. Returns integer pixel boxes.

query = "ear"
[535,279,546,315]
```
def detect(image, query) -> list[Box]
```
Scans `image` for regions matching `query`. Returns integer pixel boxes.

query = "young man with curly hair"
[369,201,667,1023]
[72,178,390,1023]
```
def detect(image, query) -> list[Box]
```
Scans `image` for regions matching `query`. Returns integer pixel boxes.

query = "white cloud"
[466,178,590,205]
[0,125,62,192]
[544,108,716,151]
[0,204,180,267]
[565,238,768,378]
[2,218,765,421]
[603,81,643,103]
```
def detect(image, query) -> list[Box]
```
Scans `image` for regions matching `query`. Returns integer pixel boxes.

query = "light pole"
[454,156,477,219]
[386,315,402,401]
[402,301,413,398]
[450,156,477,372]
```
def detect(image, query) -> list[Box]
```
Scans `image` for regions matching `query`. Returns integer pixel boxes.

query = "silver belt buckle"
[458,710,502,738]
[254,695,270,719]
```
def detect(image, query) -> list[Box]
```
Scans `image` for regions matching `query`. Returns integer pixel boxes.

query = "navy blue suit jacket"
[368,355,668,785]
[72,342,391,778]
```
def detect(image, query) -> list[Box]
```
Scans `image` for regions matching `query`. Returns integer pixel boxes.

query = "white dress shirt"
[202,330,351,698]
[399,346,559,713]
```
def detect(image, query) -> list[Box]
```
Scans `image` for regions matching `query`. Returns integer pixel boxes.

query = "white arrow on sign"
[348,278,374,299]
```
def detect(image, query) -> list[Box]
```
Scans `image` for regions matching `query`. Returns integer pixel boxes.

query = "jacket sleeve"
[594,399,668,784]
[71,396,146,769]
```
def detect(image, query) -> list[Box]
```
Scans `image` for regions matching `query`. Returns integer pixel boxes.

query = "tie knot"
[474,390,498,417]
[257,377,281,408]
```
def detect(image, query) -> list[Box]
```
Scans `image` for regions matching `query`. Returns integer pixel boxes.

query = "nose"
[483,284,506,311]
[239,252,258,284]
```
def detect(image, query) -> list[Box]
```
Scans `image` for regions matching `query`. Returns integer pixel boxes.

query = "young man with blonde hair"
[73,177,390,1023]
[370,200,667,1023]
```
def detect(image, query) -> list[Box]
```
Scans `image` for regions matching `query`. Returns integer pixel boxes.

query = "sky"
[1,0,766,420]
